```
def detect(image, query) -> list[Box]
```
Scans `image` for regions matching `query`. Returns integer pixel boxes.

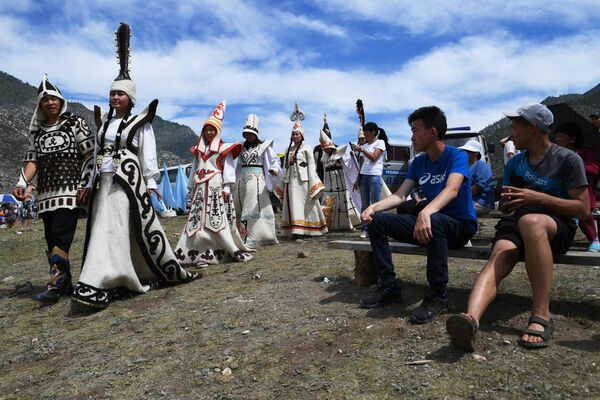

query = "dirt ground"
[1,216,599,399]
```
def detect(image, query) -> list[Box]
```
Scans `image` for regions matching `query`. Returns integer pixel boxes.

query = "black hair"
[408,106,447,139]
[243,134,263,149]
[284,133,303,166]
[363,121,391,155]
[555,122,583,149]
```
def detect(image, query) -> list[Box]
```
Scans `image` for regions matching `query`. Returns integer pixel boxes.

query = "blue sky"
[1,0,600,152]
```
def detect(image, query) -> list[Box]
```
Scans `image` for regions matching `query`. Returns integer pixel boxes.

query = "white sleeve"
[263,146,283,192]
[136,123,160,189]
[376,140,386,151]
[222,152,236,193]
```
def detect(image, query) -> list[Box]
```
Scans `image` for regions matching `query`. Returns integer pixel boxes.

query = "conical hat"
[198,100,226,153]
[30,74,68,130]
[319,129,334,149]
[242,113,259,138]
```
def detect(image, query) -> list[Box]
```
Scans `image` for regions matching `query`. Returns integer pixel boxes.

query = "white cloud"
[2,3,600,154]
[272,11,347,38]
[314,0,600,35]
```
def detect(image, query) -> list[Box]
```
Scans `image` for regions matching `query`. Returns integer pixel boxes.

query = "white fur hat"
[110,79,136,106]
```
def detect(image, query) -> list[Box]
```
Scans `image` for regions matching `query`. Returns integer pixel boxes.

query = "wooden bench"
[328,240,600,287]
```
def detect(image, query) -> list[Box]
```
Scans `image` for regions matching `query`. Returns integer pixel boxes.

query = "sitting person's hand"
[500,186,539,212]
[361,205,376,224]
[413,210,433,244]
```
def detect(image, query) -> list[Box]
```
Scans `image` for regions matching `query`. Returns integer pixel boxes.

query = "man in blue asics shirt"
[360,106,477,324]
[447,103,588,351]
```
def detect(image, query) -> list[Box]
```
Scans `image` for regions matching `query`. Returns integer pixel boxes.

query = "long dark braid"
[97,103,134,162]
[377,128,392,156]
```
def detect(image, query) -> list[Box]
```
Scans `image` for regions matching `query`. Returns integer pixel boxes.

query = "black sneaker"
[360,285,402,309]
[410,295,448,324]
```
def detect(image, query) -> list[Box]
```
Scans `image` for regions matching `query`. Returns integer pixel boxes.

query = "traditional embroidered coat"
[275,143,327,236]
[318,145,361,230]
[234,139,282,247]
[73,100,199,309]
[23,113,95,213]
[175,139,254,265]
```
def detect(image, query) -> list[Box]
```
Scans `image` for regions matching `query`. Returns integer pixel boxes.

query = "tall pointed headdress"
[242,113,260,138]
[29,74,68,130]
[322,113,331,139]
[319,129,334,149]
[198,100,227,153]
[110,22,136,105]
[290,102,305,138]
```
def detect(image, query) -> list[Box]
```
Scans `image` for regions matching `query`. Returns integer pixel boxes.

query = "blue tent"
[159,163,176,209]
[151,191,166,213]
[172,165,189,211]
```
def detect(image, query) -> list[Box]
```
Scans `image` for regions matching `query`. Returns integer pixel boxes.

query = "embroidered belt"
[196,169,218,180]
[325,165,342,172]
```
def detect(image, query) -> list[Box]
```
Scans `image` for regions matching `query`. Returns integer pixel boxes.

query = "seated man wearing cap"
[360,106,478,324]
[447,103,589,351]
[459,140,496,216]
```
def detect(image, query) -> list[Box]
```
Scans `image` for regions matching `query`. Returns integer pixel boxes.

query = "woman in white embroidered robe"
[234,114,282,247]
[175,100,254,265]
[275,122,327,237]
[73,44,198,309]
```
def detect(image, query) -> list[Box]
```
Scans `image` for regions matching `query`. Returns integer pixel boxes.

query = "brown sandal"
[446,313,478,352]
[517,316,554,349]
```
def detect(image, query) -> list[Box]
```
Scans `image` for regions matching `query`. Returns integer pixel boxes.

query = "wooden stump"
[354,251,377,287]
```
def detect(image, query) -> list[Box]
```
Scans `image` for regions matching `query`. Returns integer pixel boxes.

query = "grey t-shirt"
[504,144,587,204]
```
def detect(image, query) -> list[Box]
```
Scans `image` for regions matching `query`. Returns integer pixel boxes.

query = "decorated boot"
[36,247,73,304]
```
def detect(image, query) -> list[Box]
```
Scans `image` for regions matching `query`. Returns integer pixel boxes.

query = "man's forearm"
[372,193,404,213]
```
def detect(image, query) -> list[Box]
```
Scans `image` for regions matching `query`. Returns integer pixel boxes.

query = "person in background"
[20,188,35,231]
[554,122,600,252]
[500,135,519,165]
[275,117,328,238]
[234,113,282,248]
[175,100,255,264]
[352,122,390,239]
[459,140,496,216]
[589,112,600,131]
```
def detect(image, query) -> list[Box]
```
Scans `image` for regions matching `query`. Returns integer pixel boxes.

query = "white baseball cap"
[503,103,553,133]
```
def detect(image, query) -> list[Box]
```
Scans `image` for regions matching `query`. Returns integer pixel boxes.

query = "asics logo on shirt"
[419,172,446,185]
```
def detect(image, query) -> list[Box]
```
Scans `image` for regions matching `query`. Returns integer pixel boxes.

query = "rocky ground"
[1,216,599,399]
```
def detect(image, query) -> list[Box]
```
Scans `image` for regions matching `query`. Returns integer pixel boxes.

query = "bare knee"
[517,214,554,242]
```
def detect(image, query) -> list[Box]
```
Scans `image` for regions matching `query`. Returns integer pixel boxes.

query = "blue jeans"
[367,212,474,295]
[359,174,382,232]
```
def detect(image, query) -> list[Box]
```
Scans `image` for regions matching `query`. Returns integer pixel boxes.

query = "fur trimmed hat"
[29,74,68,130]
[110,79,136,106]
[242,113,259,138]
